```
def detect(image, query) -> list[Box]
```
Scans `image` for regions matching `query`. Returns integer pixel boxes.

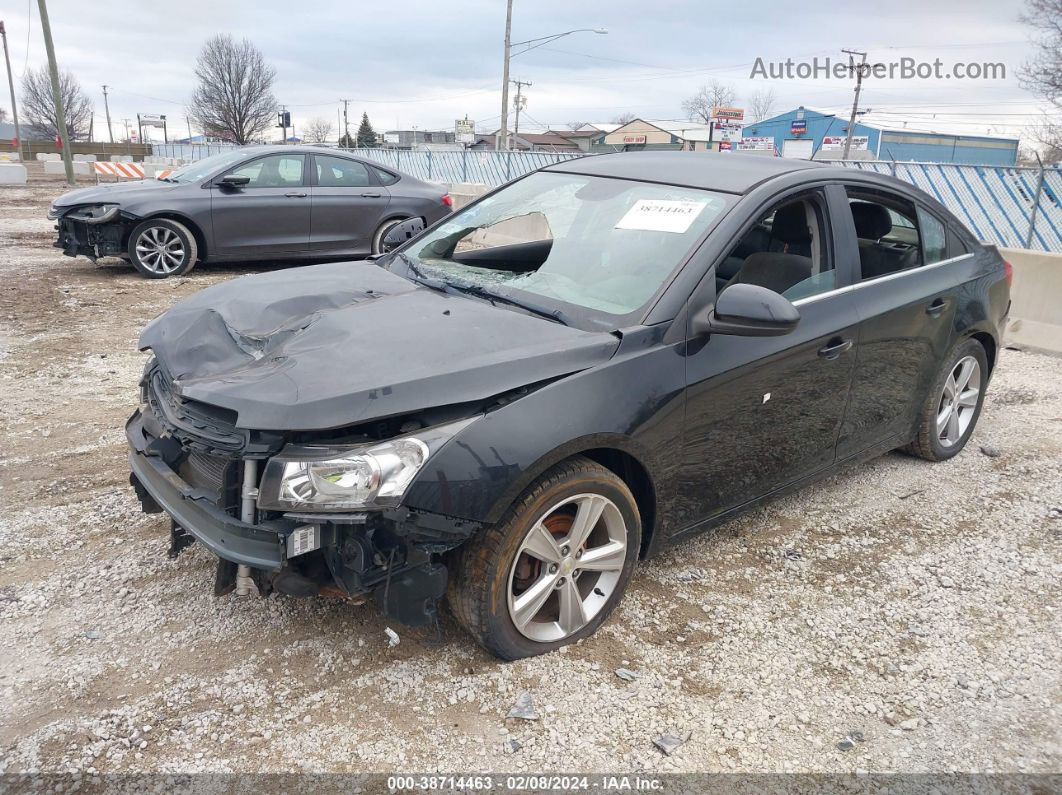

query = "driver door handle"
[284,191,307,198]
[361,192,382,198]
[818,338,853,360]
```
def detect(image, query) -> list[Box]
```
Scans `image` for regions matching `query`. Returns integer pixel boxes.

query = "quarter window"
[372,166,399,185]
[918,208,947,264]
[315,155,371,187]
[228,155,305,188]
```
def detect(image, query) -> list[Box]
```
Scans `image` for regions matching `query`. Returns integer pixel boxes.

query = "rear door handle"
[926,298,947,317]
[361,192,382,198]
[818,338,853,360]
[284,191,308,198]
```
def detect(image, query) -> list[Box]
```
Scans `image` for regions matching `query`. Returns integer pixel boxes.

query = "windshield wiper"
[394,252,448,292]
[448,283,568,326]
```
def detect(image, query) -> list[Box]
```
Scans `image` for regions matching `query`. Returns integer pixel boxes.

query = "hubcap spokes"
[507,493,627,643]
[135,227,185,274]
[937,355,981,447]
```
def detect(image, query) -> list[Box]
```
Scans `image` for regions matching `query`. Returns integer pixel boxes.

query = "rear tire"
[128,219,197,279]
[448,456,641,660]
[904,338,988,461]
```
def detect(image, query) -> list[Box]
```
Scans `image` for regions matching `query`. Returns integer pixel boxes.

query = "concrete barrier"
[37,152,60,162]
[73,154,97,162]
[43,160,68,175]
[0,152,20,162]
[0,164,28,184]
[1001,248,1062,355]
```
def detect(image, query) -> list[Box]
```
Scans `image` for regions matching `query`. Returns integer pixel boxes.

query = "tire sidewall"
[927,339,989,460]
[128,219,195,279]
[371,218,405,255]
[479,472,641,660]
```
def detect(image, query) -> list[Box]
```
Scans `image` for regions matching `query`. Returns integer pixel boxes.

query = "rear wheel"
[448,457,641,660]
[128,219,197,279]
[905,338,988,461]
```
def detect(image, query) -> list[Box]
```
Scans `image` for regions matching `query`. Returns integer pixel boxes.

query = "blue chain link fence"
[151,144,1060,253]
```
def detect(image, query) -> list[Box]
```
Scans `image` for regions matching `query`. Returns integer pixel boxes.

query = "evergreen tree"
[356,112,377,148]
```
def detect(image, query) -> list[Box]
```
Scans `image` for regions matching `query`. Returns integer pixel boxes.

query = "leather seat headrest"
[851,202,892,240]
[770,203,813,245]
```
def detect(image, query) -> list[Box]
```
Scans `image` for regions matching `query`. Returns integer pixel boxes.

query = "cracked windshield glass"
[402,172,731,323]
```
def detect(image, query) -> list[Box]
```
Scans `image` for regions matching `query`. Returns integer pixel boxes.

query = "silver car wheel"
[134,226,186,274]
[937,355,981,448]
[506,493,628,643]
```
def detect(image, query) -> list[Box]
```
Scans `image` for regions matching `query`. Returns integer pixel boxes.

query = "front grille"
[145,367,246,455]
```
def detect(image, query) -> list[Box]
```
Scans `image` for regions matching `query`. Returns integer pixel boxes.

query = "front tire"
[128,219,197,279]
[448,457,641,660]
[371,218,406,255]
[905,338,988,461]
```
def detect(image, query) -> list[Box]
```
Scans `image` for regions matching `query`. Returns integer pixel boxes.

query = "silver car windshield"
[403,171,731,323]
[166,149,255,183]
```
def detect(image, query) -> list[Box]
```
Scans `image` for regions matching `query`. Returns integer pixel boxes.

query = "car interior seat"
[850,202,918,279]
[722,202,815,295]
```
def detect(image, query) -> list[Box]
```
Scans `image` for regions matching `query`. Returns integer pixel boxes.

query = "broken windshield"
[392,171,732,329]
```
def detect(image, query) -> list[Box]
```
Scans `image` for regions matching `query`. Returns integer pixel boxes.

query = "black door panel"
[678,290,860,527]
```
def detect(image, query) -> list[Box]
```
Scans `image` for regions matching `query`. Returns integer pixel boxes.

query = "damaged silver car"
[48,146,452,279]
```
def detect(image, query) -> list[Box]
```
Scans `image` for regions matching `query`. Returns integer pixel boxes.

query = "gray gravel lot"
[0,172,1059,775]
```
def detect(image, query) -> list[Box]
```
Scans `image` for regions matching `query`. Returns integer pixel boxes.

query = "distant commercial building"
[589,119,717,152]
[739,107,1019,166]
[382,129,456,149]
[469,131,581,152]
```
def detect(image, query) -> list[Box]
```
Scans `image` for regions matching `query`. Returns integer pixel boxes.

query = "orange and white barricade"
[93,161,145,180]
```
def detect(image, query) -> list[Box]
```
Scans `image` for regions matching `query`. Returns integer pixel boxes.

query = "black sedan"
[126,152,1010,659]
[48,145,453,278]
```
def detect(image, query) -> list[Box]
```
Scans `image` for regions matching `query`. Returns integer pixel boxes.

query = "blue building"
[740,107,1018,166]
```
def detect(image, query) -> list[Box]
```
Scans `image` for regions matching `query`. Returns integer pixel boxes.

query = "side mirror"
[692,283,800,337]
[382,217,426,253]
[217,174,250,188]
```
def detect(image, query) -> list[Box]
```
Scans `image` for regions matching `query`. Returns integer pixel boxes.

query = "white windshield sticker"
[615,199,707,234]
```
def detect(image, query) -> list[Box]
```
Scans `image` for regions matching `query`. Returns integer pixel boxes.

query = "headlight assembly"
[256,418,477,512]
[67,204,121,224]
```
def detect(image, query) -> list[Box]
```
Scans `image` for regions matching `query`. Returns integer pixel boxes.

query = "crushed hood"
[139,260,620,431]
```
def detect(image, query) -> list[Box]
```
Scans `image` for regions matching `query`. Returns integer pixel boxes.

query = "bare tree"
[681,80,737,124]
[566,120,586,130]
[611,112,637,125]
[1018,0,1062,162]
[305,117,334,143]
[20,66,93,140]
[188,34,277,145]
[0,107,7,124]
[747,88,778,123]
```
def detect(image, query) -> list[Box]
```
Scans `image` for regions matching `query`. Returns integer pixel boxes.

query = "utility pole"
[841,48,867,161]
[497,0,513,151]
[101,84,114,143]
[511,79,531,145]
[336,106,342,144]
[0,21,24,162]
[341,99,350,147]
[121,117,130,142]
[37,0,74,184]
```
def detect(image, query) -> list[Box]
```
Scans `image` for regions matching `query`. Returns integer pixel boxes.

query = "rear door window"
[845,187,924,279]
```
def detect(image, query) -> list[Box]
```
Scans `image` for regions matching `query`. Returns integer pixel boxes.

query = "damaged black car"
[128,152,1009,659]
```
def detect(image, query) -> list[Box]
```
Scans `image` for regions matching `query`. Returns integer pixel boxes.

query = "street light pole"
[0,21,24,162]
[497,0,513,151]
[498,18,608,151]
[37,0,74,185]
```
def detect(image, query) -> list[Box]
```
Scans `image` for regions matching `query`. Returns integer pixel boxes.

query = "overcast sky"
[0,0,1047,143]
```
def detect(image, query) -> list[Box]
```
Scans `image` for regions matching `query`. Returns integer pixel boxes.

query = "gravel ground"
[0,169,1060,776]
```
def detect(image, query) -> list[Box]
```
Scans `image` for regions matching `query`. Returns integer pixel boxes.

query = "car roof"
[541,151,828,195]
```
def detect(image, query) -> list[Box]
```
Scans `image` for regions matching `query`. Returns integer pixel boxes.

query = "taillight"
[1003,260,1013,288]
[441,194,453,208]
